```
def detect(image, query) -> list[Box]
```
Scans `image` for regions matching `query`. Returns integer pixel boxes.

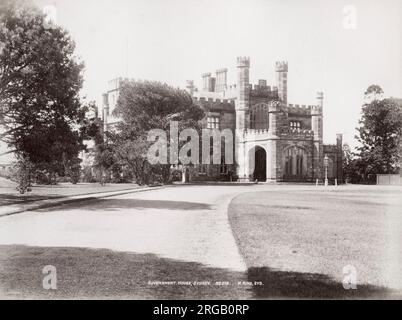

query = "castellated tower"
[235,56,250,181]
[235,56,250,130]
[275,61,288,105]
[311,91,324,179]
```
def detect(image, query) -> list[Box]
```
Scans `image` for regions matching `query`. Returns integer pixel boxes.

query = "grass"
[0,245,251,299]
[228,185,402,299]
[0,180,139,206]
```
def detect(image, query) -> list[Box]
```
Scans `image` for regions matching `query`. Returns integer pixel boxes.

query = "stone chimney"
[215,68,228,92]
[202,72,215,92]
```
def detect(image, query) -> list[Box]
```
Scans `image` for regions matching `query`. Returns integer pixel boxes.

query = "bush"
[11,159,34,194]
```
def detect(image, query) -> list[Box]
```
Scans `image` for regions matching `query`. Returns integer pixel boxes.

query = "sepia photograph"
[0,0,401,305]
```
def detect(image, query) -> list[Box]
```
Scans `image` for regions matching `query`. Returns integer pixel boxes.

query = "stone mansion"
[102,57,343,183]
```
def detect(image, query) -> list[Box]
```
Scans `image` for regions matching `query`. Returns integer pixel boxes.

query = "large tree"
[0,0,85,185]
[111,80,204,185]
[355,86,402,176]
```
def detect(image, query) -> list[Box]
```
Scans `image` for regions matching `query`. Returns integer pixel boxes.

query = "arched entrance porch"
[248,145,267,182]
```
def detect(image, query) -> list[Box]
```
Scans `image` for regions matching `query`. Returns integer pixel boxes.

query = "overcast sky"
[32,0,402,147]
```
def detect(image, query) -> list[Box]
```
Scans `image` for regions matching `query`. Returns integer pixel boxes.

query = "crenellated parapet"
[250,83,279,99]
[310,104,322,116]
[280,127,315,139]
[268,100,282,112]
[275,61,288,72]
[244,128,270,135]
[237,56,250,68]
[286,104,320,116]
[243,128,273,141]
[323,144,339,153]
[193,96,236,112]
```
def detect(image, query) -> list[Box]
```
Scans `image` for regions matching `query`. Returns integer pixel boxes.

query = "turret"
[185,80,195,96]
[268,100,281,135]
[312,91,324,141]
[236,56,250,130]
[275,61,288,105]
[311,91,324,179]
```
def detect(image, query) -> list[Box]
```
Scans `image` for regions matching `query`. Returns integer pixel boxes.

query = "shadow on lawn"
[0,194,62,206]
[39,198,212,212]
[0,245,397,299]
[247,267,397,299]
[0,244,248,299]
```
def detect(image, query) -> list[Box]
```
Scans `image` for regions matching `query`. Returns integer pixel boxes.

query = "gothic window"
[296,152,303,175]
[210,137,214,157]
[250,104,269,129]
[285,148,293,175]
[207,116,220,129]
[220,156,228,174]
[290,121,301,129]
[283,146,307,178]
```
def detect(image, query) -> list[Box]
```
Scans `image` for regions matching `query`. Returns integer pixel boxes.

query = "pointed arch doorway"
[253,146,267,181]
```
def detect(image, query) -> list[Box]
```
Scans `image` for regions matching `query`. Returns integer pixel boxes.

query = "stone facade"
[188,57,343,183]
[101,57,344,183]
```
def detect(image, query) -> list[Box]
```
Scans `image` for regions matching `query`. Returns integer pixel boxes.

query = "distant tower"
[275,61,288,105]
[311,91,324,179]
[336,133,344,183]
[313,91,324,141]
[186,80,195,96]
[235,56,250,130]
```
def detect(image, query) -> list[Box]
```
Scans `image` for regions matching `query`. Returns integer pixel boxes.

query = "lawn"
[0,177,139,206]
[228,185,402,299]
[0,245,251,299]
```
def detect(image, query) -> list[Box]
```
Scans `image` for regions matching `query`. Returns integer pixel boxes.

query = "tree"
[111,80,204,185]
[355,86,402,176]
[342,143,367,184]
[364,84,384,103]
[0,1,85,186]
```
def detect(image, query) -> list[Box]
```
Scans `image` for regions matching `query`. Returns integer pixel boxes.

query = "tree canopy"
[354,86,402,176]
[0,0,86,184]
[110,80,205,184]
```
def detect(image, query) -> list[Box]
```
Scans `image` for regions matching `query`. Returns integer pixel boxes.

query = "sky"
[30,0,402,147]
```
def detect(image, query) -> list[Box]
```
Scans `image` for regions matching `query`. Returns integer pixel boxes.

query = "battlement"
[324,144,340,153]
[216,68,228,73]
[250,82,278,98]
[237,56,250,67]
[244,128,270,134]
[193,97,235,110]
[107,77,125,92]
[275,61,288,72]
[310,105,323,115]
[287,104,316,115]
[268,100,282,112]
[243,129,271,139]
[280,127,314,139]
